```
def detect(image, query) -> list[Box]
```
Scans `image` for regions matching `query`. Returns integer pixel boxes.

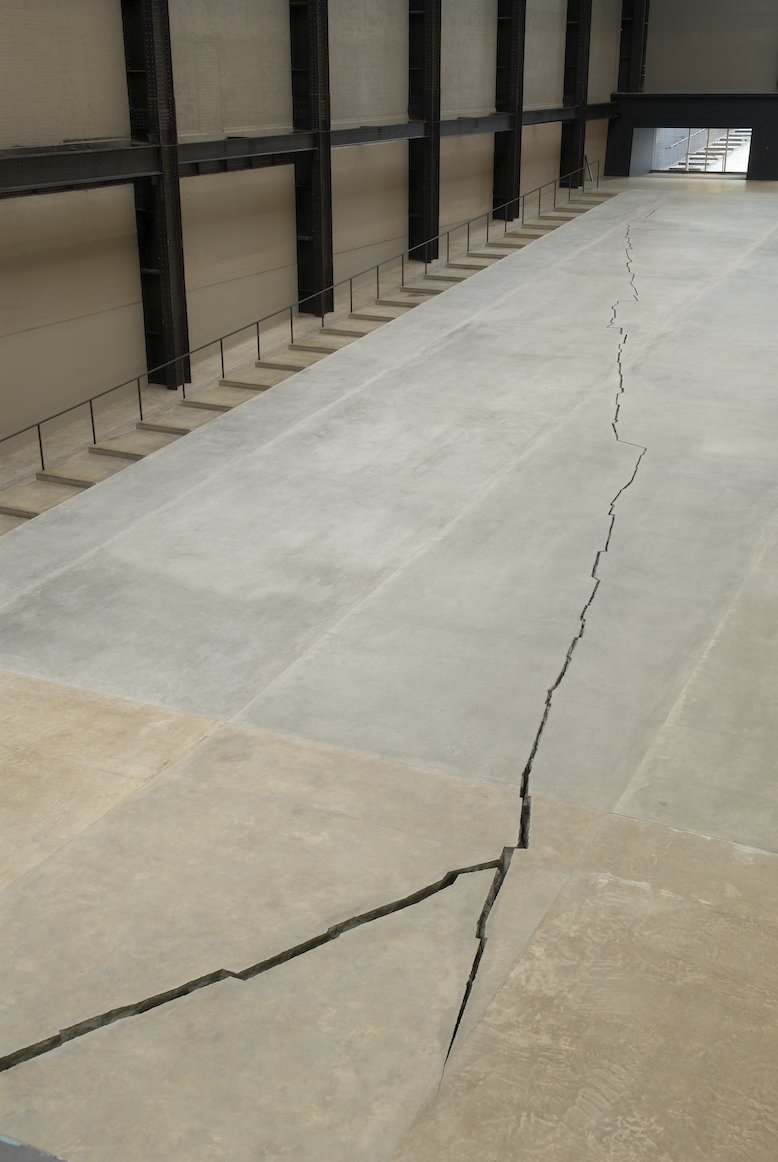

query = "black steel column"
[408,0,441,261]
[121,0,189,387]
[605,0,650,174]
[290,0,334,315]
[747,122,778,180]
[560,0,593,184]
[617,0,650,92]
[492,0,526,219]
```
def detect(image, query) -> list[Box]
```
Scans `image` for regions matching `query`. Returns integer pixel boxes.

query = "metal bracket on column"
[121,0,190,387]
[408,0,441,262]
[560,0,593,185]
[290,0,334,316]
[492,0,526,219]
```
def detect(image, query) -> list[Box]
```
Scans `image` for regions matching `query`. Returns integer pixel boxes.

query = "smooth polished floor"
[1,177,777,1161]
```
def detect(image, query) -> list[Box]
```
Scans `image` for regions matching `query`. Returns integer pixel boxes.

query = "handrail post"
[137,378,144,422]
[256,321,261,359]
[88,399,96,445]
[486,211,490,243]
[553,180,557,209]
[219,337,225,378]
[376,264,380,301]
[521,194,525,224]
[289,305,294,345]
[400,255,405,289]
[596,159,600,189]
[37,424,45,472]
[349,277,354,312]
[466,221,470,254]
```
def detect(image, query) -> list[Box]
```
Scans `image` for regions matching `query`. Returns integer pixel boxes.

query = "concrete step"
[138,408,216,435]
[507,223,560,237]
[572,193,615,204]
[289,333,356,354]
[446,258,498,270]
[220,364,293,390]
[0,512,29,535]
[255,350,324,372]
[181,385,258,412]
[376,298,422,309]
[0,479,86,519]
[37,456,127,488]
[421,271,469,283]
[349,308,405,321]
[89,429,179,461]
[484,237,529,250]
[320,321,386,337]
[467,249,511,260]
[540,210,588,220]
[398,284,444,296]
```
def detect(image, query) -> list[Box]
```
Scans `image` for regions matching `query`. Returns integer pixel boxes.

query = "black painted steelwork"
[408,0,441,261]
[0,109,616,199]
[121,0,190,388]
[289,0,334,316]
[0,142,160,199]
[617,0,650,92]
[605,92,778,179]
[560,0,593,185]
[492,0,526,219]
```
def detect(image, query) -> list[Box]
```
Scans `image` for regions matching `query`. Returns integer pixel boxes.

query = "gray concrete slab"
[0,872,491,1162]
[394,821,778,1162]
[0,726,516,1058]
[3,178,778,1159]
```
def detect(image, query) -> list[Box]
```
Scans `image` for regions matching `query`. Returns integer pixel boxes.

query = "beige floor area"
[394,797,778,1162]
[1,178,778,1160]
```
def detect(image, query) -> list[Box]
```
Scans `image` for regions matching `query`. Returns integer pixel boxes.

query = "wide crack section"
[443,224,647,1064]
[0,858,500,1074]
[1,229,646,1082]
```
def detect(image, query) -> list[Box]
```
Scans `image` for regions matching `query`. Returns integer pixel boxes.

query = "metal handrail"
[1,160,600,475]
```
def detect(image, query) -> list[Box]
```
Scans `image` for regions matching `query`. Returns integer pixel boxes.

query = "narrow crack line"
[444,846,515,1063]
[442,225,647,1070]
[0,858,500,1076]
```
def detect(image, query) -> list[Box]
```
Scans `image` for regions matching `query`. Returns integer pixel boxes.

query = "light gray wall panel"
[441,0,498,118]
[645,0,778,92]
[329,0,408,128]
[332,142,408,281]
[0,187,144,437]
[524,0,566,108]
[169,0,293,139]
[0,0,129,149]
[439,135,494,230]
[181,168,298,348]
[589,0,622,103]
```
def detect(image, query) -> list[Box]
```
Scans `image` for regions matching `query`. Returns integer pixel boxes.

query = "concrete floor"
[1,177,777,1160]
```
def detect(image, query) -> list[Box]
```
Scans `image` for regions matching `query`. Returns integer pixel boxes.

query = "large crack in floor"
[1,225,646,1086]
[443,224,647,1065]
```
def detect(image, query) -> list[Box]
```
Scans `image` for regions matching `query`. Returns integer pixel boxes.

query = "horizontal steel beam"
[611,90,778,127]
[0,104,617,198]
[0,141,160,198]
[331,121,425,147]
[441,113,512,136]
[177,131,316,176]
[523,102,613,125]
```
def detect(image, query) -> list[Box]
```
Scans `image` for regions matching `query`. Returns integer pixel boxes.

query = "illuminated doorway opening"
[651,128,752,175]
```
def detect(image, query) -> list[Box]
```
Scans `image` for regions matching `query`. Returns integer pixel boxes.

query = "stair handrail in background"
[0,161,601,477]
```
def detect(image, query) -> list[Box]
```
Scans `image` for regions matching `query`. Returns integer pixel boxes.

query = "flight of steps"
[0,189,616,531]
[668,129,752,174]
